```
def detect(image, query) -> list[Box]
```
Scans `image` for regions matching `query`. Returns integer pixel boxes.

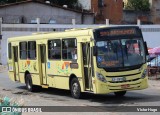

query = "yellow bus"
[8,26,149,99]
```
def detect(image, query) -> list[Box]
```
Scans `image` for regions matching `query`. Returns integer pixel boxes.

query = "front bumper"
[95,77,148,94]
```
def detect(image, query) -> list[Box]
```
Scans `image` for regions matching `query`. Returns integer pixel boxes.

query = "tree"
[125,0,150,11]
[49,0,82,10]
[0,0,25,4]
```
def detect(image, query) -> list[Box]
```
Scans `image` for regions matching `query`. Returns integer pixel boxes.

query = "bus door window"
[13,47,18,62]
[8,43,12,59]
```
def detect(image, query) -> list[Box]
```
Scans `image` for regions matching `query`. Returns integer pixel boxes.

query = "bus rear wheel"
[70,78,81,99]
[114,91,126,97]
[25,74,38,92]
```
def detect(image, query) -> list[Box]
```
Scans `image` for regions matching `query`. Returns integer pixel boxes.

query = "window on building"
[49,19,57,24]
[20,42,27,59]
[31,19,37,24]
[98,0,104,7]
[8,43,12,59]
[48,39,61,59]
[28,41,36,59]
[62,39,77,60]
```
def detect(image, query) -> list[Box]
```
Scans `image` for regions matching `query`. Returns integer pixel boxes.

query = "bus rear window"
[8,43,12,59]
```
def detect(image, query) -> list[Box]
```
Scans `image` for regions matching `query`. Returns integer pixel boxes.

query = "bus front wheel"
[70,78,81,99]
[114,91,126,97]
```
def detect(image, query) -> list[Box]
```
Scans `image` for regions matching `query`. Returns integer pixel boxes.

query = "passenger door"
[40,44,47,84]
[82,42,93,90]
[13,46,20,81]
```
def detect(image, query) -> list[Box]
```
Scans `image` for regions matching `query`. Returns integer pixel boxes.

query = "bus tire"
[70,78,81,99]
[25,74,37,92]
[114,91,126,97]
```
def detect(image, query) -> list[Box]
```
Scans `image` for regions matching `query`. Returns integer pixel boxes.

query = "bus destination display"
[94,27,141,39]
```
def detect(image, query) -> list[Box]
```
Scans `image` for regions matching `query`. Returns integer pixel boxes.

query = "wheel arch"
[69,74,77,90]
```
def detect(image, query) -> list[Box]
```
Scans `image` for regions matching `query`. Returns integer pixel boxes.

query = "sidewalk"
[148,74,160,80]
[148,75,160,90]
[0,65,7,73]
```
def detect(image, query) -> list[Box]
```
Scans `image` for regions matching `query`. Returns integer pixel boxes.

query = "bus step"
[42,85,49,89]
[84,89,94,93]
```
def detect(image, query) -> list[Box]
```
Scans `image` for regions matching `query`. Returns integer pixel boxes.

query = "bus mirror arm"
[144,41,149,56]
[93,46,97,56]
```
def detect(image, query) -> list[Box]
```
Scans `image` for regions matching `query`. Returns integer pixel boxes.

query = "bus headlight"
[141,69,147,79]
[96,72,107,83]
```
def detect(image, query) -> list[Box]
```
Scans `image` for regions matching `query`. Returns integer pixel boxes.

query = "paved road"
[1,72,160,115]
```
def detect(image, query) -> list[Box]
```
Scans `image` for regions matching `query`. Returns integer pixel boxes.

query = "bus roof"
[8,26,140,42]
[8,28,94,42]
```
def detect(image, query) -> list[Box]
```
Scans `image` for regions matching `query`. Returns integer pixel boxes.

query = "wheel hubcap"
[27,79,31,89]
[72,83,78,96]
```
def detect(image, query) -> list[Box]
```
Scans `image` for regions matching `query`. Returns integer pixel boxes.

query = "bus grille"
[108,78,140,83]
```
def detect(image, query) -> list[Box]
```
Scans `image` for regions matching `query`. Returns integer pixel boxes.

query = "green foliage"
[125,0,150,11]
[0,0,25,4]
[49,0,82,10]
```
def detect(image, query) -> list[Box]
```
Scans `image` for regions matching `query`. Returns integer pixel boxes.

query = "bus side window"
[62,39,77,60]
[20,42,27,59]
[28,41,36,59]
[48,39,61,60]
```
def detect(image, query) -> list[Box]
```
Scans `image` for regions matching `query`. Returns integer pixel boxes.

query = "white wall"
[1,32,33,65]
[140,25,160,48]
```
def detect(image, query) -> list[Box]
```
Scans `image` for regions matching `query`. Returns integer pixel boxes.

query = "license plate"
[112,77,125,82]
[121,84,130,89]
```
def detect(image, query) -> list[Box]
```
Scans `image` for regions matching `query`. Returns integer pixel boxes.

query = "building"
[150,0,160,24]
[91,0,123,24]
[0,0,94,24]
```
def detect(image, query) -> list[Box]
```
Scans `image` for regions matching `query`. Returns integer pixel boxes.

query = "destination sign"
[94,27,141,40]
[100,29,135,37]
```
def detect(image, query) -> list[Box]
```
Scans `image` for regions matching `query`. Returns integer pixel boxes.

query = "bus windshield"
[96,38,145,69]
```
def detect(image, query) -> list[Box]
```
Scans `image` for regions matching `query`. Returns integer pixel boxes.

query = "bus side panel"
[8,72,15,82]
[47,76,55,87]
[30,74,41,85]
[46,61,69,89]
[18,60,41,85]
[19,73,25,83]
[46,53,84,91]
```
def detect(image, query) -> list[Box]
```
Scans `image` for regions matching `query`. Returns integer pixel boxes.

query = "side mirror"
[93,46,97,56]
[144,41,149,56]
